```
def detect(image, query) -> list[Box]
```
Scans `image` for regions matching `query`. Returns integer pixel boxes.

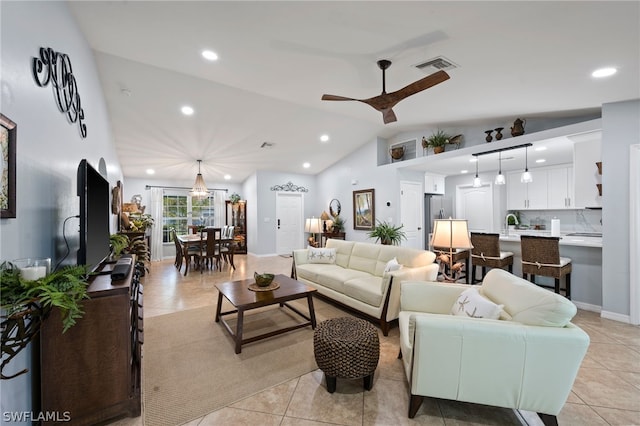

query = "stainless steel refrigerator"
[424,194,453,247]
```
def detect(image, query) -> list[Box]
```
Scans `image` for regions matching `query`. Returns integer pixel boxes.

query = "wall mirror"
[329,199,341,217]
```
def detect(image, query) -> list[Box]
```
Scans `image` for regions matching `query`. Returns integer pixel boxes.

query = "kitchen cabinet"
[425,173,445,194]
[507,169,547,210]
[547,166,574,209]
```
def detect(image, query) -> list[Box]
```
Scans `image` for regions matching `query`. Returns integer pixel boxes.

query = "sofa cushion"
[344,276,385,307]
[325,239,356,268]
[348,243,381,275]
[312,266,372,293]
[450,287,503,320]
[307,246,336,264]
[480,268,577,327]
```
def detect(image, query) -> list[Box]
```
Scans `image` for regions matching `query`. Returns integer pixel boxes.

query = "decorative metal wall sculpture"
[32,47,87,138]
[270,181,309,192]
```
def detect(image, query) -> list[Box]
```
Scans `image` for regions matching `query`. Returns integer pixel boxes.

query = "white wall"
[0,1,121,420]
[601,99,640,320]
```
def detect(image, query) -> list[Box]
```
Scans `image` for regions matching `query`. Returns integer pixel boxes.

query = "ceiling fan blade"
[391,70,450,99]
[382,109,397,124]
[321,94,360,101]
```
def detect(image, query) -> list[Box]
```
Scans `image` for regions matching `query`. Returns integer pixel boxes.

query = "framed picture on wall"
[0,114,16,218]
[353,188,375,230]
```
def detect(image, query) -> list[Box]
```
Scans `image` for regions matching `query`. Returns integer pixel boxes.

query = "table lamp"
[320,211,331,232]
[305,217,322,247]
[430,218,473,282]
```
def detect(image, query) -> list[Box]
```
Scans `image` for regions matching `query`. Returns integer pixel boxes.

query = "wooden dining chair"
[198,228,222,272]
[182,233,202,276]
[469,232,514,283]
[520,235,572,299]
[220,226,236,270]
[170,228,183,270]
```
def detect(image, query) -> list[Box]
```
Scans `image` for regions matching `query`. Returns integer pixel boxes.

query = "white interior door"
[276,192,304,255]
[400,180,423,249]
[456,183,494,232]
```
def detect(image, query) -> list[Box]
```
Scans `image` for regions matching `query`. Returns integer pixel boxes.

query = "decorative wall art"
[32,47,87,138]
[270,181,309,192]
[353,189,375,230]
[0,114,16,218]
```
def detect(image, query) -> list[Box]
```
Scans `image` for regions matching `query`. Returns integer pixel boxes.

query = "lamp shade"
[190,160,209,199]
[320,211,331,221]
[430,219,473,249]
[304,217,322,234]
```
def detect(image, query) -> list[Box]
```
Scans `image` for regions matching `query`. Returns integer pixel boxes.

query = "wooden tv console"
[40,260,143,425]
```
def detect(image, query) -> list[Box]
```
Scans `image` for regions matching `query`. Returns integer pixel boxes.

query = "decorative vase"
[494,127,504,140]
[511,118,526,137]
[484,130,493,143]
[389,146,404,161]
[433,146,445,154]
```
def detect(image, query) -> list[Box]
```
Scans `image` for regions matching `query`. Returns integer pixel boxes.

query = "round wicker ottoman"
[313,317,380,393]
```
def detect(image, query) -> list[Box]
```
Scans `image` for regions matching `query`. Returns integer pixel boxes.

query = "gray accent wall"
[602,99,640,318]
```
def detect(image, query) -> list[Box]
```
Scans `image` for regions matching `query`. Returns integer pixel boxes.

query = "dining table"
[176,229,236,275]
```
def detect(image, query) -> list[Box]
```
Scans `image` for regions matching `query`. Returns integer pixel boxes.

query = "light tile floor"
[115,255,640,426]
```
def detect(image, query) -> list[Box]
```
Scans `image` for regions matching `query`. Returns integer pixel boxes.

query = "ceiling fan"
[322,59,450,124]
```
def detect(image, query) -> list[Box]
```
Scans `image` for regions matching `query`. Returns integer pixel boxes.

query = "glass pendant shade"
[190,160,209,199]
[494,152,505,185]
[472,157,482,187]
[520,146,533,183]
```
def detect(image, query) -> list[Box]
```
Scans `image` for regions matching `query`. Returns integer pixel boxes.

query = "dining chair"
[220,226,236,270]
[182,233,202,276]
[520,235,572,299]
[198,228,222,272]
[469,232,514,283]
[170,228,183,270]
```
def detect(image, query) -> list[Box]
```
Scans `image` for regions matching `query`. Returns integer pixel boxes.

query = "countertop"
[498,230,602,248]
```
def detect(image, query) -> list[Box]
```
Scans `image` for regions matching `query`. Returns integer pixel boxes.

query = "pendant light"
[472,157,482,187]
[494,151,505,185]
[520,145,533,183]
[190,160,209,199]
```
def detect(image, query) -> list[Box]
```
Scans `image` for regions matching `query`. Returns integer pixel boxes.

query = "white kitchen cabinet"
[547,166,574,209]
[425,173,445,194]
[507,169,548,210]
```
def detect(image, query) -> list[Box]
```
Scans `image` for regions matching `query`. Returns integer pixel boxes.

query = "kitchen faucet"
[505,213,519,236]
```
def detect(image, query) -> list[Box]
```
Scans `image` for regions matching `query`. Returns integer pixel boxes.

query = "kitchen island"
[498,231,602,311]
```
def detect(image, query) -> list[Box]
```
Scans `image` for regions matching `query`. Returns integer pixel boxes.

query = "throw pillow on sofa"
[307,247,337,264]
[384,257,403,274]
[451,287,503,319]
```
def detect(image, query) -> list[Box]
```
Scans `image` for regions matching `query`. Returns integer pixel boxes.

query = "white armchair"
[398,268,589,425]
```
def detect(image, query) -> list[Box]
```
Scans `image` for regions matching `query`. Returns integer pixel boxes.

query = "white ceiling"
[68,1,640,183]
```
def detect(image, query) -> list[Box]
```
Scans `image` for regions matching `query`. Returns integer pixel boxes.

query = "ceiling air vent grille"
[414,56,458,74]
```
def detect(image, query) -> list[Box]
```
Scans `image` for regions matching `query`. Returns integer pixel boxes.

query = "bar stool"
[520,235,572,299]
[469,232,514,284]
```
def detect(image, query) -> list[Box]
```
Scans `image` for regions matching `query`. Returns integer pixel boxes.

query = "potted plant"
[1,262,89,379]
[367,221,406,245]
[127,213,154,232]
[229,193,241,204]
[422,130,451,154]
[331,215,345,233]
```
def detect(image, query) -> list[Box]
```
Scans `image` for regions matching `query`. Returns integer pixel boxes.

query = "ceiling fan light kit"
[322,59,450,124]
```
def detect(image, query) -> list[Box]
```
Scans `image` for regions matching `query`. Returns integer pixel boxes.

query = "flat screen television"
[77,159,111,273]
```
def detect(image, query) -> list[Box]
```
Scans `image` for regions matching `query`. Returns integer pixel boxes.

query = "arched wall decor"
[270,181,309,192]
[32,47,87,138]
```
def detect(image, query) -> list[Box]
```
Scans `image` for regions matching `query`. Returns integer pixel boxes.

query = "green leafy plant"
[1,262,89,379]
[367,221,406,245]
[422,130,451,149]
[110,233,130,257]
[229,193,242,204]
[127,213,154,232]
[331,215,345,232]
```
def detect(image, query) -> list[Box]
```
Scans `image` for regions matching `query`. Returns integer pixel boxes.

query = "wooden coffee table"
[215,274,317,353]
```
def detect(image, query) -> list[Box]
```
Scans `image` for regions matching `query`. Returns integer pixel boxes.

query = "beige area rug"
[143,302,324,426]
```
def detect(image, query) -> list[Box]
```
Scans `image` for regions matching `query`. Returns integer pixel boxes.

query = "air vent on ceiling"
[414,56,458,74]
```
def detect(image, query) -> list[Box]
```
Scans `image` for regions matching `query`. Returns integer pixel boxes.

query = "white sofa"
[399,268,590,424]
[292,239,438,335]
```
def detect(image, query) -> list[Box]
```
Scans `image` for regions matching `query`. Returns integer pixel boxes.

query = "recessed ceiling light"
[303,162,311,169]
[536,159,546,163]
[592,67,617,78]
[320,134,329,142]
[223,174,231,180]
[201,50,218,61]
[146,169,155,175]
[469,158,477,163]
[460,170,468,174]
[535,146,547,151]
[181,105,194,116]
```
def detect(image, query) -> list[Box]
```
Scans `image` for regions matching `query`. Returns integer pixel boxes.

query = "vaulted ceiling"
[68,1,639,183]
